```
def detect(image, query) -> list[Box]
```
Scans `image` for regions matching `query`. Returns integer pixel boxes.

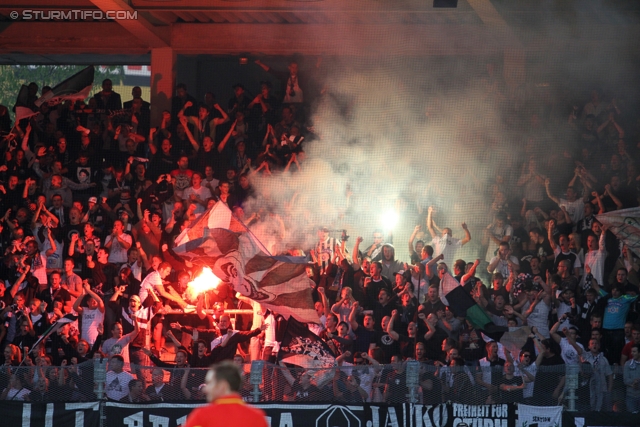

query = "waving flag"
[439,272,496,331]
[173,203,318,323]
[14,85,39,122]
[439,272,529,349]
[28,313,78,356]
[597,207,640,258]
[277,316,336,368]
[35,66,95,107]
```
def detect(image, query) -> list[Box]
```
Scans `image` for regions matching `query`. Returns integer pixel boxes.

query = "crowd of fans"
[0,60,638,411]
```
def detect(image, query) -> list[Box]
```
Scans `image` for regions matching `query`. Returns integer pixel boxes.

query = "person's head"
[325,313,338,330]
[203,361,243,402]
[152,368,166,386]
[427,284,438,302]
[198,104,210,120]
[363,314,375,330]
[109,355,124,373]
[97,247,109,264]
[378,288,391,305]
[616,268,628,284]
[218,180,230,196]
[421,245,434,260]
[196,339,208,357]
[370,261,382,278]
[415,342,426,360]
[217,315,231,330]
[177,156,189,170]
[337,321,349,337]
[50,271,62,289]
[494,294,506,310]
[382,244,394,261]
[631,343,640,361]
[612,284,625,298]
[372,230,384,245]
[175,349,188,366]
[233,84,244,97]
[519,350,531,365]
[125,379,143,399]
[437,263,448,279]
[312,298,324,317]
[585,231,599,251]
[233,354,245,367]
[486,341,498,358]
[76,339,89,356]
[407,321,417,337]
[492,272,504,289]
[540,339,555,356]
[442,337,456,353]
[176,83,187,98]
[102,78,113,92]
[630,325,640,344]
[111,322,124,339]
[4,344,21,363]
[158,262,172,279]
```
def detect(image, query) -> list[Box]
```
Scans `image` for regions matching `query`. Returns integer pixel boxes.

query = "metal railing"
[0,360,633,413]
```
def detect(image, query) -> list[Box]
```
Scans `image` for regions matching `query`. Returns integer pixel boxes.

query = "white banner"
[517,404,561,427]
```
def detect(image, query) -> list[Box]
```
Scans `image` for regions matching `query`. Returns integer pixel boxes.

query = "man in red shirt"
[185,361,267,427]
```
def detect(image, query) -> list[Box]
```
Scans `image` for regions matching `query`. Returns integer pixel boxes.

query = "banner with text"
[0,402,99,427]
[105,401,519,427]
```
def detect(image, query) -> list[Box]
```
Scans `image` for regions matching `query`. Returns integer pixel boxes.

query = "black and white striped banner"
[0,402,99,427]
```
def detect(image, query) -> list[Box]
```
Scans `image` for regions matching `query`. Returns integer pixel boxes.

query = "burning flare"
[186,267,221,301]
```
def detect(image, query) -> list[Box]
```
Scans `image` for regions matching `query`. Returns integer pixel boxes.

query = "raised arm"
[462,259,480,284]
[211,103,229,127]
[460,222,471,246]
[408,225,421,256]
[349,301,360,331]
[544,178,561,205]
[547,220,558,252]
[179,115,200,152]
[217,120,237,153]
[84,282,105,313]
[426,206,437,239]
[604,184,623,210]
[387,310,400,341]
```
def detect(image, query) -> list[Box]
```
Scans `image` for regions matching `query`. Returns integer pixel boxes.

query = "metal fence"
[0,360,633,413]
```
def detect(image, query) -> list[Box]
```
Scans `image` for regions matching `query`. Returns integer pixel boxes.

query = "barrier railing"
[0,360,634,413]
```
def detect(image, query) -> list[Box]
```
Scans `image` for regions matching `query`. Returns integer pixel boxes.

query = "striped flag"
[35,66,94,107]
[597,207,640,258]
[173,203,318,323]
[439,272,509,341]
[29,313,78,355]
[277,316,336,368]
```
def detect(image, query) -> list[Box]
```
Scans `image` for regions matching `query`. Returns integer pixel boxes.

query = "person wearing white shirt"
[182,172,212,215]
[104,220,132,264]
[426,206,471,268]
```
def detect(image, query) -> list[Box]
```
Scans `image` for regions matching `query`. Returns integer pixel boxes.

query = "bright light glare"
[185,267,221,301]
[380,210,399,230]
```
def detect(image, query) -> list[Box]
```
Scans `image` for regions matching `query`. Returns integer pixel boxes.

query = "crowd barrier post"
[565,363,579,411]
[94,357,108,400]
[250,360,265,402]
[406,361,420,404]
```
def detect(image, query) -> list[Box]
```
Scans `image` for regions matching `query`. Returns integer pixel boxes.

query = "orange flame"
[185,267,221,301]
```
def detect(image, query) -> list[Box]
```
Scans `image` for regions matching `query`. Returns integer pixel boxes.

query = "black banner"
[0,402,99,427]
[105,401,516,427]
